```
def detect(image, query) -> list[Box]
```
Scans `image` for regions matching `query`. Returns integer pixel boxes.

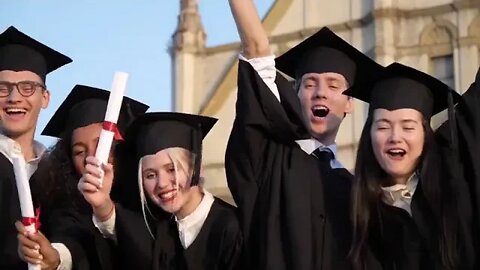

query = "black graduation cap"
[344,62,461,120]
[125,112,217,186]
[275,27,383,87]
[41,85,149,138]
[0,26,72,82]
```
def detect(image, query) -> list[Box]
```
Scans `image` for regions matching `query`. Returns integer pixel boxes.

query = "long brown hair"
[33,130,86,212]
[350,115,459,270]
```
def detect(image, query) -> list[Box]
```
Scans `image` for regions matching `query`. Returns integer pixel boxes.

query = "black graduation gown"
[40,207,117,270]
[435,67,480,268]
[365,184,441,270]
[23,153,121,270]
[366,67,480,270]
[0,153,41,270]
[115,198,242,270]
[225,60,353,270]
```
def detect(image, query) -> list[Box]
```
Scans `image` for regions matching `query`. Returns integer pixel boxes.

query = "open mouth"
[312,105,329,118]
[158,189,177,202]
[386,148,406,159]
[3,107,27,118]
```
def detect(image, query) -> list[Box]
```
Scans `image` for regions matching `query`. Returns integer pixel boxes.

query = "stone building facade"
[170,0,480,203]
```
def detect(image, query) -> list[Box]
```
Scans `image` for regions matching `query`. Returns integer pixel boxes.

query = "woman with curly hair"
[16,84,148,270]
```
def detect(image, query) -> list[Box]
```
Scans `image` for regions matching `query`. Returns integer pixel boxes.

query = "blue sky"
[1,0,273,145]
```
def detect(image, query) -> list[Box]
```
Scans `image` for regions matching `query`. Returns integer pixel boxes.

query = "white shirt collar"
[380,173,419,216]
[0,133,46,178]
[175,189,215,249]
[295,138,343,169]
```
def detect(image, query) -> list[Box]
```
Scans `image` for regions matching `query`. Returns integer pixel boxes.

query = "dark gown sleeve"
[436,67,480,268]
[173,200,242,270]
[114,204,154,270]
[0,155,26,270]
[225,59,308,240]
[454,68,480,223]
[219,220,243,270]
[226,60,350,270]
[213,201,243,270]
[152,199,242,270]
[45,208,116,270]
[0,155,55,270]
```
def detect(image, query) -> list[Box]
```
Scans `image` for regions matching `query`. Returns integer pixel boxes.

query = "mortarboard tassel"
[447,89,459,158]
[190,124,202,186]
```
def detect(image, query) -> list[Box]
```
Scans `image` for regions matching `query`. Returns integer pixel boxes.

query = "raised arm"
[225,2,309,263]
[436,67,480,262]
[229,0,271,58]
[78,156,153,269]
[225,0,308,181]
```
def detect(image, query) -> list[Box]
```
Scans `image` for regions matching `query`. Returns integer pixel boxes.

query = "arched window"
[430,55,454,88]
[420,21,457,128]
[420,22,456,88]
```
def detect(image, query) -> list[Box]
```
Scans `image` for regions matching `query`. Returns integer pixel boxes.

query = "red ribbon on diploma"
[21,207,41,231]
[102,121,124,141]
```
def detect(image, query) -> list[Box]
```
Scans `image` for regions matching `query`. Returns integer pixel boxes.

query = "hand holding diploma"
[94,71,128,185]
[12,144,41,270]
[78,156,115,221]
[16,222,60,270]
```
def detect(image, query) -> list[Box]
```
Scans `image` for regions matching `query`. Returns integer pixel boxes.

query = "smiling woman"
[370,108,426,185]
[15,84,148,270]
[140,147,196,218]
[77,112,242,270]
[345,62,471,270]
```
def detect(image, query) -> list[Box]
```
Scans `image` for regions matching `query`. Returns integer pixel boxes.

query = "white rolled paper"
[95,72,128,184]
[12,146,41,270]
[105,72,128,123]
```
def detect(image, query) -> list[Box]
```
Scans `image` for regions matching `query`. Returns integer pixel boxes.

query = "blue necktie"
[312,148,333,170]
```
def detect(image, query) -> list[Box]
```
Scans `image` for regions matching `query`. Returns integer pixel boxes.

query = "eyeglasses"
[0,81,46,98]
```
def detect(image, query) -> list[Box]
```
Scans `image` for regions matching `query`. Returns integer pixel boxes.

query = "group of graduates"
[1,1,480,269]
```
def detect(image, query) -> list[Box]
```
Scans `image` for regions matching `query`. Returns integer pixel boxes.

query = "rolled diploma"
[12,151,41,270]
[95,72,128,183]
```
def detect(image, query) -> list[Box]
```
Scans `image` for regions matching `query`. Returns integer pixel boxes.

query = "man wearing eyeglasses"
[0,26,72,269]
[0,78,49,156]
